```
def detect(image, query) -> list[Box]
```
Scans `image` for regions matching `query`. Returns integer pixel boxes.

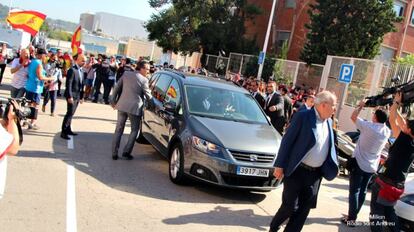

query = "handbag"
[375,177,404,202]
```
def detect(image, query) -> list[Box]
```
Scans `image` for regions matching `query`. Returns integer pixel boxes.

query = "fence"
[320,55,414,132]
[204,52,324,88]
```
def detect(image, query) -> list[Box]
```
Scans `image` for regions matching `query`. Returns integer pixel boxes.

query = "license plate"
[236,167,269,177]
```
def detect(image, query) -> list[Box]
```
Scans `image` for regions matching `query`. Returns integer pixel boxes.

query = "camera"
[365,77,414,107]
[0,97,37,120]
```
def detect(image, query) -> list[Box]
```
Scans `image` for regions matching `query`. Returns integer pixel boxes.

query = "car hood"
[190,115,281,154]
[404,173,414,194]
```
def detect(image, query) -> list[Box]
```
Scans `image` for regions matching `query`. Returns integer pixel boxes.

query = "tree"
[300,0,401,65]
[146,0,261,56]
[273,41,292,84]
[244,55,276,82]
[397,54,414,65]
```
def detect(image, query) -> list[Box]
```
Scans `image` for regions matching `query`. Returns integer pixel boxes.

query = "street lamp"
[257,0,278,80]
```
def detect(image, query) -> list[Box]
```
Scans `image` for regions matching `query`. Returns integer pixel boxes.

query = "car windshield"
[185,85,268,124]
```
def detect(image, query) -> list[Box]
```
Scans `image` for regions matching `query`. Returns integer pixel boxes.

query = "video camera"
[0,97,37,145]
[0,97,37,121]
[365,76,414,107]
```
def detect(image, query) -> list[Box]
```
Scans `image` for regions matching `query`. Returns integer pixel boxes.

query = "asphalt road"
[0,70,370,232]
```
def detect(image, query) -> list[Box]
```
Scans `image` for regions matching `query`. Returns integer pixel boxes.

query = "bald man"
[61,54,86,140]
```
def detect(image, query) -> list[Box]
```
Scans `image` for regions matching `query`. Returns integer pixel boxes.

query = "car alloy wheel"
[169,144,186,184]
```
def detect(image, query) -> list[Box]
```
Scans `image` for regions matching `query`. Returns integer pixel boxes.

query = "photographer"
[342,100,391,226]
[0,100,20,157]
[370,92,414,232]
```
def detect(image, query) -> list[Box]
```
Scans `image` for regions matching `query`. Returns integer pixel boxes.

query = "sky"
[0,0,162,22]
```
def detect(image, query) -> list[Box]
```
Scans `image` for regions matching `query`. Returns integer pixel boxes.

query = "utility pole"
[257,0,277,80]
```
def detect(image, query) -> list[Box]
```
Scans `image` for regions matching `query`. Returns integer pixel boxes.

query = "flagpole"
[8,0,12,15]
[8,0,13,28]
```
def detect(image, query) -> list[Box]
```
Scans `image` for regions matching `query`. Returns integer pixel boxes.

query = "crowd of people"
[1,46,414,232]
[228,74,413,232]
[230,75,317,135]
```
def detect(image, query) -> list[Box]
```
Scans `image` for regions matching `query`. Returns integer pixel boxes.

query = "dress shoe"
[122,153,134,160]
[60,133,70,140]
[112,154,118,160]
[67,131,78,136]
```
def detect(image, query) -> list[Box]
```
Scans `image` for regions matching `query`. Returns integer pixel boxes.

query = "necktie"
[266,94,273,107]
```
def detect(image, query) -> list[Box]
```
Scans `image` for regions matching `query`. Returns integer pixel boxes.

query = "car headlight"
[400,194,414,206]
[192,136,225,158]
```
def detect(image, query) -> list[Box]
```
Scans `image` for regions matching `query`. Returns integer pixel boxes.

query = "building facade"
[79,13,95,32]
[79,12,148,40]
[246,0,414,64]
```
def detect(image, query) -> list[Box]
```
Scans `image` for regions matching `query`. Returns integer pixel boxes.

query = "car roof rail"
[164,69,186,79]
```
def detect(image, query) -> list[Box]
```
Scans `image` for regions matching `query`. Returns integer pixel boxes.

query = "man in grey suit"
[110,60,152,160]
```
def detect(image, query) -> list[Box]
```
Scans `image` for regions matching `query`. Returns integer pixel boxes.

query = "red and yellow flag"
[167,86,177,98]
[71,25,82,56]
[7,10,46,36]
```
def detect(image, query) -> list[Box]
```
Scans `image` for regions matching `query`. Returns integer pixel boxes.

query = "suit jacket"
[64,65,84,100]
[298,104,311,112]
[252,92,265,108]
[111,71,152,116]
[282,95,292,121]
[274,109,339,181]
[264,92,285,131]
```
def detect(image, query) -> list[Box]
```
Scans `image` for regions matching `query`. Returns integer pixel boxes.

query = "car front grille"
[229,151,275,164]
[220,173,277,187]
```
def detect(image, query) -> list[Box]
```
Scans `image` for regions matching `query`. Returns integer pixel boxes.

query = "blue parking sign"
[338,64,355,84]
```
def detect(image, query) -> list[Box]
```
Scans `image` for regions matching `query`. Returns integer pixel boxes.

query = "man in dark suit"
[269,91,339,232]
[250,80,265,108]
[297,94,315,112]
[280,87,293,123]
[264,81,284,135]
[60,54,86,140]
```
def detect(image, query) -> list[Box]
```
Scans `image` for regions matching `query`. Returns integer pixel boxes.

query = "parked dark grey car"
[139,70,283,190]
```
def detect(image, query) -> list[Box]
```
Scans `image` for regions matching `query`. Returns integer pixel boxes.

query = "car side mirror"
[164,102,177,113]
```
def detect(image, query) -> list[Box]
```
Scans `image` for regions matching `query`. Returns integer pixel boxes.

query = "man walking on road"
[60,54,86,140]
[110,60,152,160]
[269,91,339,232]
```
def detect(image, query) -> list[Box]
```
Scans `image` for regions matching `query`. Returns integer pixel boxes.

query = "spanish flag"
[167,86,177,98]
[6,10,46,36]
[71,25,82,56]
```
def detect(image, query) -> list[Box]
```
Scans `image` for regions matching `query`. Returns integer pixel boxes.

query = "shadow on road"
[18,131,269,205]
[306,217,371,231]
[163,206,271,231]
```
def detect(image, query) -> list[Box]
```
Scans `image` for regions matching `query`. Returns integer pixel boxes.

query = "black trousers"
[93,77,103,101]
[103,79,114,103]
[0,63,6,84]
[269,165,322,232]
[61,99,79,134]
[271,117,286,135]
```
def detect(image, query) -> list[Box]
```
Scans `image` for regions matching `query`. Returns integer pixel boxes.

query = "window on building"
[393,1,405,17]
[411,7,414,24]
[275,31,291,54]
[285,0,296,8]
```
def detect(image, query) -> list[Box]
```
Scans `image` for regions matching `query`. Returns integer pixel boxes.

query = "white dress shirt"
[301,108,330,168]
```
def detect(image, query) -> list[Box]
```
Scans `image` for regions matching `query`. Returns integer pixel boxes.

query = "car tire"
[169,143,186,185]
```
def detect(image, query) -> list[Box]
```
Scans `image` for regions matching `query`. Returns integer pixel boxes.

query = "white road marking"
[66,164,77,232]
[0,156,8,199]
[68,136,74,150]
